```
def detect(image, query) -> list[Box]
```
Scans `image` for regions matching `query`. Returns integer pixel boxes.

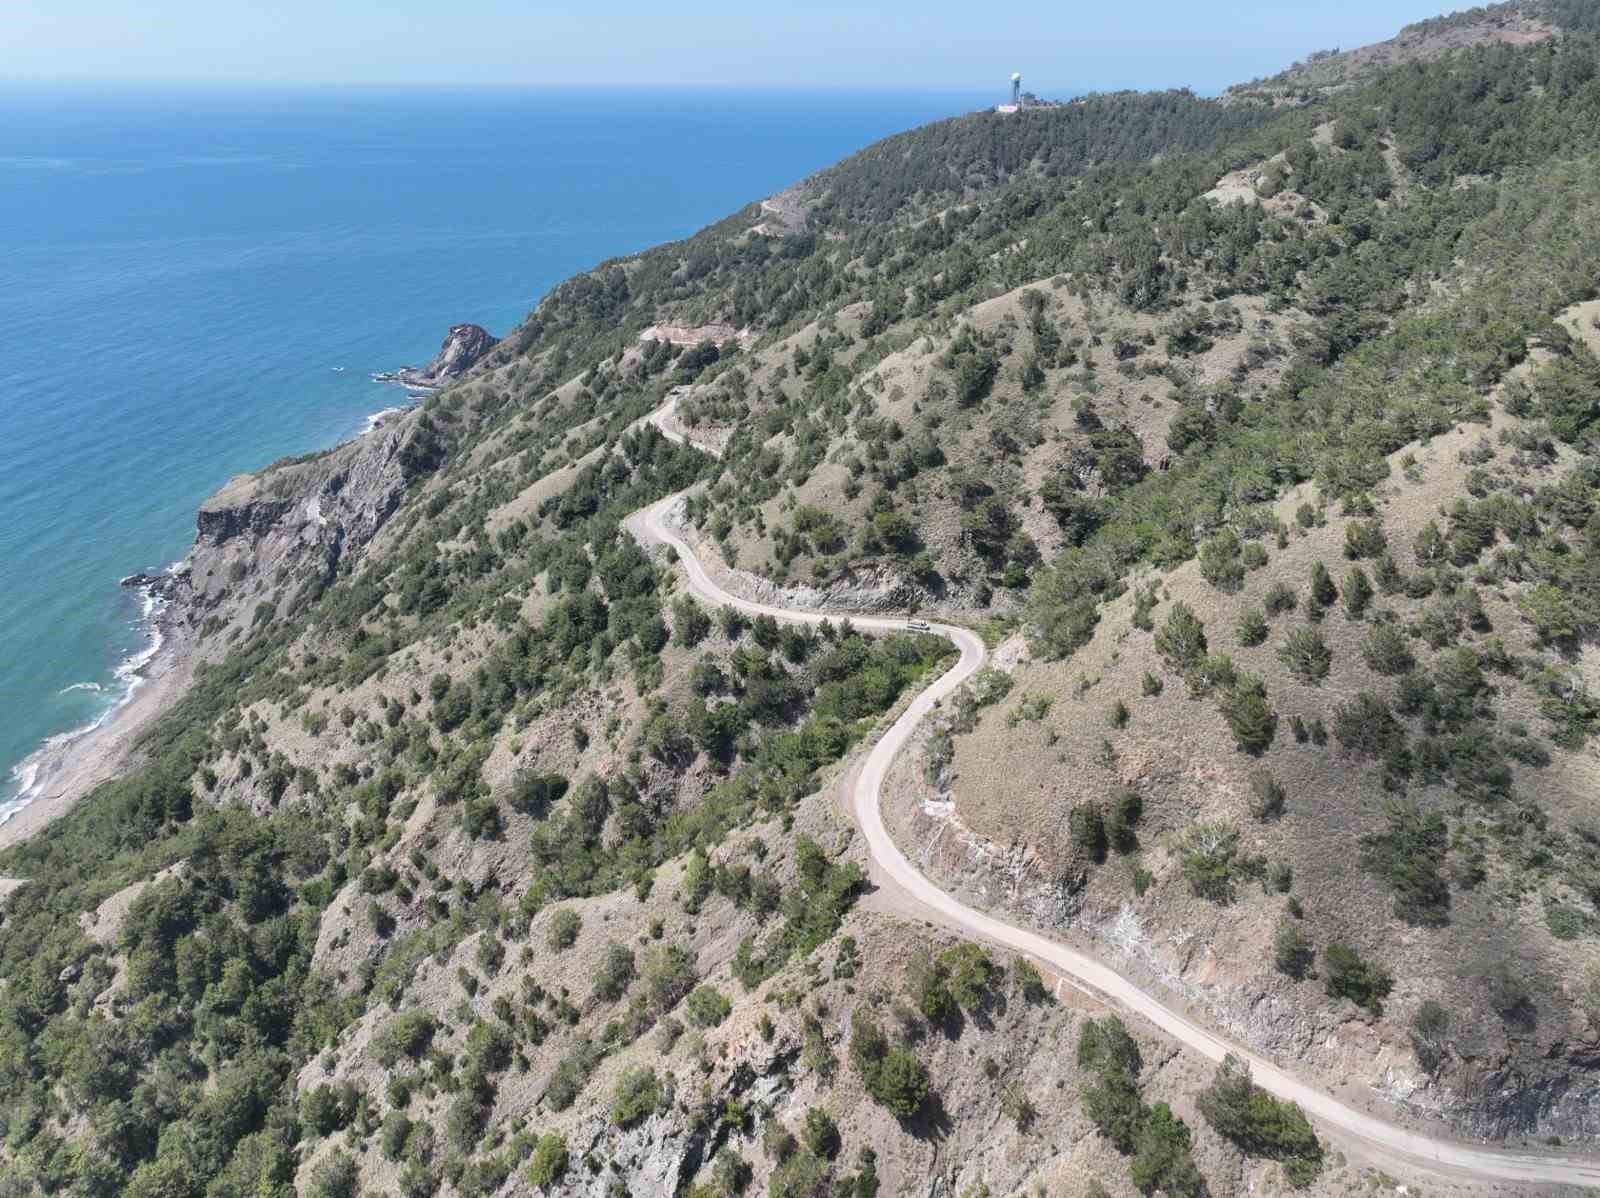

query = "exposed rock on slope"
[375,322,499,390]
[636,323,752,348]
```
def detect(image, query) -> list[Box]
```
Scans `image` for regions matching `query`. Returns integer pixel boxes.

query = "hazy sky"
[8,1,1464,91]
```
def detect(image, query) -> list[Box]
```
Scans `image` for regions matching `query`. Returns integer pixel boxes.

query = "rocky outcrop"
[148,410,420,661]
[118,570,187,600]
[551,1059,793,1197]
[195,492,296,547]
[637,323,752,348]
[374,323,498,390]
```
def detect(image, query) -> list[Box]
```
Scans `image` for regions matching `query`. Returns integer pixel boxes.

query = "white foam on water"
[1,580,172,824]
[363,405,407,435]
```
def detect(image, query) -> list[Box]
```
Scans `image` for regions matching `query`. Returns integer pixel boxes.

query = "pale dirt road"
[627,399,1600,1191]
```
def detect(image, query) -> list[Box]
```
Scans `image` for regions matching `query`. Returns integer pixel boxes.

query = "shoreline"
[0,399,414,855]
[0,584,197,854]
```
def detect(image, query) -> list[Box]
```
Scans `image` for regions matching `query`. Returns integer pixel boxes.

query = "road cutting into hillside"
[624,397,1600,1191]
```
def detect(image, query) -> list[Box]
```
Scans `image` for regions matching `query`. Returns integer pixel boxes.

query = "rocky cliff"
[374,322,499,390]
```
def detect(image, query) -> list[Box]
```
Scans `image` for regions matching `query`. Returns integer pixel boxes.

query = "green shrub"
[1410,1001,1450,1074]
[849,1012,929,1119]
[672,596,712,647]
[1518,583,1582,645]
[1546,903,1586,940]
[1198,528,1245,592]
[1359,802,1450,927]
[802,1107,841,1159]
[1132,584,1159,631]
[1374,551,1405,594]
[1180,823,1240,902]
[643,943,698,1013]
[999,1079,1038,1131]
[1248,772,1285,820]
[446,1091,490,1152]
[1071,802,1109,863]
[546,907,581,951]
[1196,1055,1323,1186]
[593,942,636,1001]
[1273,921,1313,980]
[373,1010,437,1067]
[940,942,997,1010]
[476,933,506,976]
[507,771,569,815]
[299,1083,357,1138]
[1342,566,1373,618]
[686,984,732,1028]
[381,1111,413,1161]
[610,1066,662,1127]
[1184,651,1237,697]
[1485,959,1537,1027]
[464,1019,513,1074]
[1344,519,1387,560]
[1217,674,1276,753]
[525,1133,569,1188]
[1078,1015,1141,1075]
[1332,693,1405,759]
[1263,582,1297,616]
[1013,959,1050,1004]
[1361,623,1415,675]
[1237,607,1269,647]
[1129,1102,1205,1197]
[1322,942,1393,1014]
[1083,1067,1146,1153]
[1077,1017,1203,1192]
[1107,788,1142,853]
[307,1152,359,1198]
[768,1150,828,1198]
[712,1149,752,1195]
[1154,602,1207,670]
[1277,627,1332,683]
[1078,1018,1144,1149]
[1309,561,1338,609]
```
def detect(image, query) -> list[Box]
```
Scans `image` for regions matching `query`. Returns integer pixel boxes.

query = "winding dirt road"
[626,399,1600,1191]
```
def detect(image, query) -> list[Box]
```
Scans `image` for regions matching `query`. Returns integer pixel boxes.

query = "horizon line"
[0,78,1190,97]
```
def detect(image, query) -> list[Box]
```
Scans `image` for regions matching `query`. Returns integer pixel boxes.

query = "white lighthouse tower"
[998,72,1023,114]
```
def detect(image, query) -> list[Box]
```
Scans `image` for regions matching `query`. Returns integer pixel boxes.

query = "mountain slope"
[4,5,1600,1198]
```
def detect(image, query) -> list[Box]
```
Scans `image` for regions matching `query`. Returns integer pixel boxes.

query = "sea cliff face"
[2,396,434,849]
[179,409,423,632]
[373,322,499,391]
[26,396,441,848]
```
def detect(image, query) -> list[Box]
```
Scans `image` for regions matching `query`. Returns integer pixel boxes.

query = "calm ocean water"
[0,85,990,811]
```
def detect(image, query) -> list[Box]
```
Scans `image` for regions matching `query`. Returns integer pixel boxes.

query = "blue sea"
[0,85,991,816]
